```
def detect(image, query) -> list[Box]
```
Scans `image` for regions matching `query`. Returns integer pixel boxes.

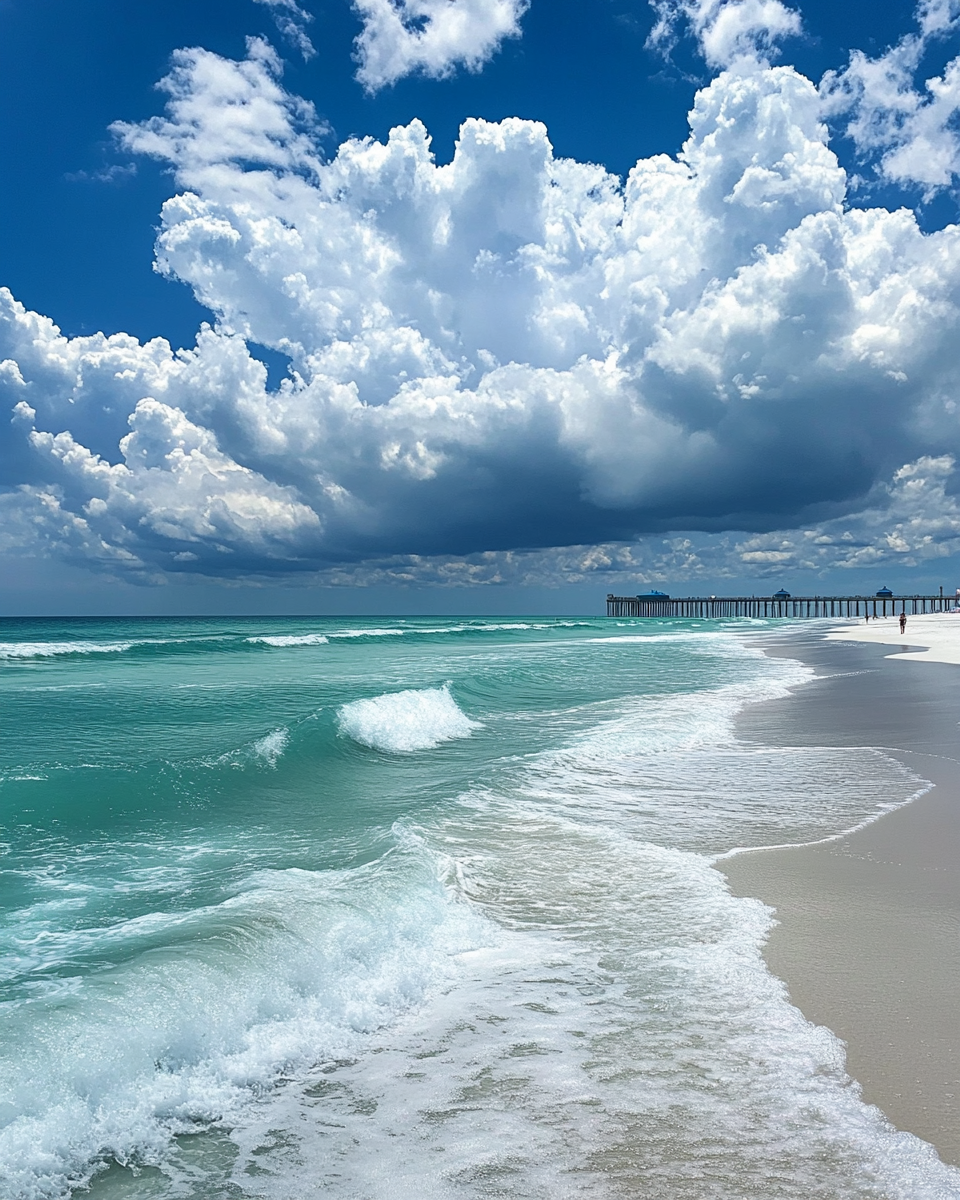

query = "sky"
[4,0,960,614]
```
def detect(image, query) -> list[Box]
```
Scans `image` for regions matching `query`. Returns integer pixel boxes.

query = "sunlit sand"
[825,611,960,664]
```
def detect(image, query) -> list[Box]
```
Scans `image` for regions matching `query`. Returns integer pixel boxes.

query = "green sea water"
[1,615,957,1199]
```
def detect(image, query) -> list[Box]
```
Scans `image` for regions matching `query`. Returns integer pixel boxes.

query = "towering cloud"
[3,35,960,584]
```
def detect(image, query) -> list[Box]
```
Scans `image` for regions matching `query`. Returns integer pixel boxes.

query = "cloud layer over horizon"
[4,23,960,589]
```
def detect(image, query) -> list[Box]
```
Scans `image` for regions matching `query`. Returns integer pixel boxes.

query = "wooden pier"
[606,593,955,619]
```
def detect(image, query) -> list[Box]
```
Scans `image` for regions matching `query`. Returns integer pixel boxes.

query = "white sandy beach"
[725,627,960,1165]
[826,610,960,663]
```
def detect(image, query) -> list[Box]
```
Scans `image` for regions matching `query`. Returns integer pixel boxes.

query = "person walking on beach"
[900,611,907,634]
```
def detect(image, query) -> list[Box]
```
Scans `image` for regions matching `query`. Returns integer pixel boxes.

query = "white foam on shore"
[228,742,957,1200]
[337,685,481,753]
[494,645,924,858]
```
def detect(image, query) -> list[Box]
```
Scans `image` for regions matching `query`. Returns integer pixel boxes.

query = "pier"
[606,593,956,618]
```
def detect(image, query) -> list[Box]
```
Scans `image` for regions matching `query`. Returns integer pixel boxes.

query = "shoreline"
[723,626,960,1166]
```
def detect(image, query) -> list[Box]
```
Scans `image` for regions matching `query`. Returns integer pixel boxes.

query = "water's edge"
[728,626,960,1164]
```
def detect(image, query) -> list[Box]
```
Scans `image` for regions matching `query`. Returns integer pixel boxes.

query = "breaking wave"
[0,640,137,660]
[246,634,329,647]
[337,685,482,753]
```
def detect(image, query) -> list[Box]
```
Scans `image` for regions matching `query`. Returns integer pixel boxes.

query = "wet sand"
[724,629,960,1165]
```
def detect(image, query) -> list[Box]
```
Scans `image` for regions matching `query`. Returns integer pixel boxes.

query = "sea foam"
[0,847,491,1200]
[337,685,481,753]
[212,722,954,1200]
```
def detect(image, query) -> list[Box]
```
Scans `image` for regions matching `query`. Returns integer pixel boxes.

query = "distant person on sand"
[900,612,907,634]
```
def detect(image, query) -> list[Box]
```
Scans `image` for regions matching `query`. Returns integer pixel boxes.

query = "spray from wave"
[250,728,290,766]
[204,727,291,770]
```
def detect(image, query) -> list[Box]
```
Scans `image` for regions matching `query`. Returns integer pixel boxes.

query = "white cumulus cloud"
[4,41,960,586]
[353,0,527,90]
[821,0,960,194]
[648,0,801,68]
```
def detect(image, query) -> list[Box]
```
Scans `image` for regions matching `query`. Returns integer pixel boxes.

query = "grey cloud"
[295,454,960,589]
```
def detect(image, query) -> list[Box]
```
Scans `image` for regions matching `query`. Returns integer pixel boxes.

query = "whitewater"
[0,614,957,1199]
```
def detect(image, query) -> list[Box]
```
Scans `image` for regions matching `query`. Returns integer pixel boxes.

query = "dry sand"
[723,629,960,1165]
[825,610,960,664]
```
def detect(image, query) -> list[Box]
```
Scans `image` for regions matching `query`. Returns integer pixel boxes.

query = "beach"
[725,618,960,1165]
[825,611,960,664]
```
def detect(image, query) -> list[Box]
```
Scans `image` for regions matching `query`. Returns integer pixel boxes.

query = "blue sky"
[4,0,960,614]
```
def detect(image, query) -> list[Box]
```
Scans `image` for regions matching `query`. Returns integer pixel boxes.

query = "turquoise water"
[1,616,957,1199]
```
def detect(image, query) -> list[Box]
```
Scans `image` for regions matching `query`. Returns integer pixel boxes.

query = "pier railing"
[606,594,955,618]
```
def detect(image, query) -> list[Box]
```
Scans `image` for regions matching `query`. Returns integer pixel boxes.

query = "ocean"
[1,615,957,1199]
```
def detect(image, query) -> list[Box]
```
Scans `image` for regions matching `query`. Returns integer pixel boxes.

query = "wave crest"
[0,640,136,659]
[246,634,329,647]
[337,685,481,753]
